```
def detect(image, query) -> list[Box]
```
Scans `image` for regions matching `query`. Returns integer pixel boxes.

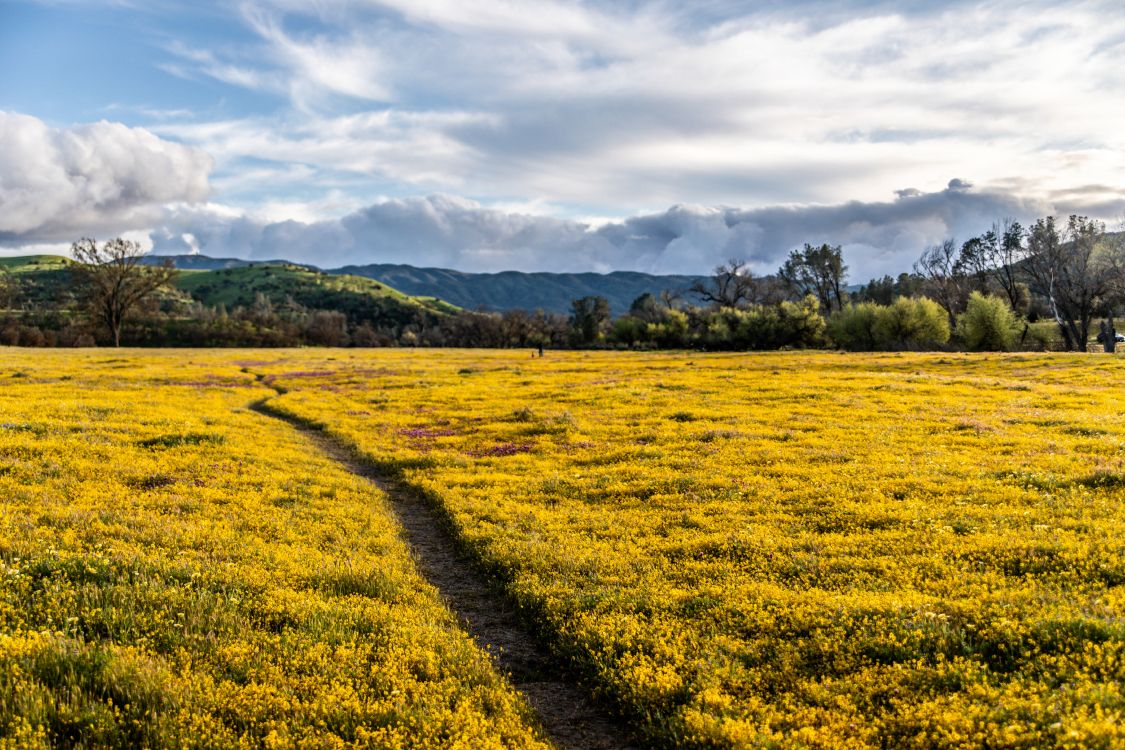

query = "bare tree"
[1023,215,1121,351]
[915,239,966,327]
[659,288,683,310]
[691,259,759,308]
[71,237,178,347]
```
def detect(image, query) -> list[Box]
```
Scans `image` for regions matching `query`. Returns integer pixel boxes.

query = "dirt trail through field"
[248,394,640,750]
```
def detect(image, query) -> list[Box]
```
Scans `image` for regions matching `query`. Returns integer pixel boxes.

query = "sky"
[2,0,1125,279]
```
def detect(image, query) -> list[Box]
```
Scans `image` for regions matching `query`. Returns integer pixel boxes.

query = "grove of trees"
[1,215,1121,351]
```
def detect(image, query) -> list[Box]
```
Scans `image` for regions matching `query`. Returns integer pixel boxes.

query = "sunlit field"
[0,353,546,749]
[3,349,1124,748]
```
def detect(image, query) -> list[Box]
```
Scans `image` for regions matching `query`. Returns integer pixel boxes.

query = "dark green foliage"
[778,243,848,312]
[570,295,611,345]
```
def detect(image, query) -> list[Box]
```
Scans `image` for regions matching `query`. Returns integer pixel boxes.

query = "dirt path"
[249,396,641,750]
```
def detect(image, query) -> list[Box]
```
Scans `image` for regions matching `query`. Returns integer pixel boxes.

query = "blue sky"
[2,0,1124,277]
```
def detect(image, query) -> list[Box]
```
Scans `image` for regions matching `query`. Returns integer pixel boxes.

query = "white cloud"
[143,0,1125,216]
[8,1,1125,278]
[0,112,213,243]
[148,184,1061,279]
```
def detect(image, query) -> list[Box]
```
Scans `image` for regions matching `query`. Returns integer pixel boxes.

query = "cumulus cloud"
[145,0,1125,213]
[0,112,212,243]
[150,183,1058,279]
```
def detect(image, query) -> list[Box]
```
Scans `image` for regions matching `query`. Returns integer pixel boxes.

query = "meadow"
[1,349,1124,748]
[0,352,546,749]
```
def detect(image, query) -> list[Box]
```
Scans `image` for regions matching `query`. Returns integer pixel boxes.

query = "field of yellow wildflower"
[261,349,1125,748]
[2,348,1124,749]
[0,351,547,749]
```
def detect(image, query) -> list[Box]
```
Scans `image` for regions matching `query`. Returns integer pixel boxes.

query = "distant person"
[538,343,545,357]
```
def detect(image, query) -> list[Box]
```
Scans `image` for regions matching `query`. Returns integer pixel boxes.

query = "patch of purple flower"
[400,427,458,439]
[468,442,533,457]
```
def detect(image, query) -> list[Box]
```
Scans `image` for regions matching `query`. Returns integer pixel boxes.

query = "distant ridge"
[336,263,708,315]
[141,255,303,271]
[144,255,709,315]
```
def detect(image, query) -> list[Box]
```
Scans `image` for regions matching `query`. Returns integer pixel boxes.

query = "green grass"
[0,255,73,274]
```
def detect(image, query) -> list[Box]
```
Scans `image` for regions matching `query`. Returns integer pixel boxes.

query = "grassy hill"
[0,255,74,273]
[175,263,458,315]
[2,256,458,330]
[1,255,82,310]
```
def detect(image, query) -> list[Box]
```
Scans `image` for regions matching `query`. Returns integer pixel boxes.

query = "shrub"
[647,309,689,348]
[827,302,881,350]
[701,295,826,350]
[829,297,949,350]
[872,296,950,350]
[956,292,1019,351]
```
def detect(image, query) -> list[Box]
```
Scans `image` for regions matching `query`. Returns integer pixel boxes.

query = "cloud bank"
[0,112,212,242]
[147,182,1060,279]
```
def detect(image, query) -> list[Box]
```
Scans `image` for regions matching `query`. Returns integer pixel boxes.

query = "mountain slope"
[334,264,709,315]
[175,263,459,321]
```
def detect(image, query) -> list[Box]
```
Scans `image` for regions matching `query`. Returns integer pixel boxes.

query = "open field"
[2,349,1124,748]
[0,354,545,749]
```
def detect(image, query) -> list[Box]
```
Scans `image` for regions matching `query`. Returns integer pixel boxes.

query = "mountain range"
[146,255,709,315]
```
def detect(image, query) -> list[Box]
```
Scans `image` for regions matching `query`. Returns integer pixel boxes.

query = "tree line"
[1,218,1121,350]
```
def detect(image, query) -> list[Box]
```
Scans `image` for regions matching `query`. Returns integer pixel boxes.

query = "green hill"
[0,255,74,273]
[1,255,82,310]
[1,256,458,331]
[175,263,458,316]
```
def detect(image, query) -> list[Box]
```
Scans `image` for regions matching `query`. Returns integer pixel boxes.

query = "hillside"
[2,255,458,329]
[175,263,459,322]
[334,263,710,315]
[0,254,82,309]
[143,255,711,315]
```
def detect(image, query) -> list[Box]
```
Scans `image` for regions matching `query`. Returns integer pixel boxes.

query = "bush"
[829,297,949,350]
[827,302,881,350]
[956,292,1019,351]
[872,296,950,350]
[700,295,826,350]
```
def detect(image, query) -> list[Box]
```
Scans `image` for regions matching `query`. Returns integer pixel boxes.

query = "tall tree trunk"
[1047,280,1077,351]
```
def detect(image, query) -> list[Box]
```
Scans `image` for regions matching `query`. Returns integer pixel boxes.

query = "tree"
[305,310,349,346]
[956,219,1028,312]
[691,259,759,308]
[0,268,17,319]
[956,292,1019,351]
[71,238,178,347]
[855,273,924,306]
[915,239,966,328]
[659,288,683,310]
[778,243,848,313]
[628,292,665,323]
[569,295,610,345]
[992,219,1029,313]
[1023,215,1120,351]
